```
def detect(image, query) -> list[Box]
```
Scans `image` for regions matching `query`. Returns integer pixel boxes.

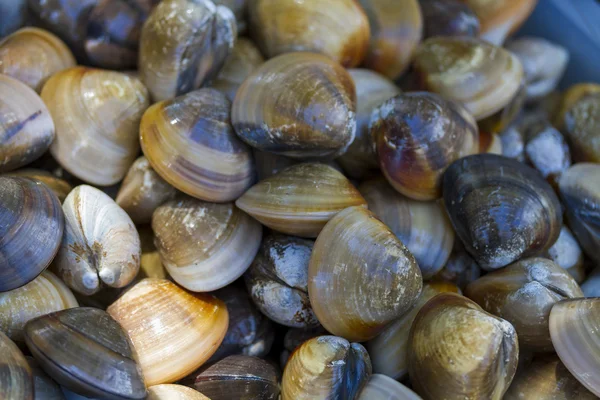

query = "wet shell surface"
[26,356,66,400]
[0,330,33,400]
[559,86,600,163]
[6,169,72,203]
[420,0,480,39]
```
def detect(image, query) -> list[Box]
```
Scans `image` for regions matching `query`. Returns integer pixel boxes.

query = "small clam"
[232,52,356,159]
[524,119,571,184]
[139,0,236,102]
[24,307,146,400]
[6,169,72,203]
[107,279,229,386]
[432,251,481,290]
[0,331,33,400]
[547,226,585,284]
[358,178,455,278]
[0,0,27,37]
[419,0,480,39]
[140,88,255,202]
[550,299,600,397]
[148,385,209,400]
[371,92,479,200]
[0,74,55,173]
[357,374,422,400]
[245,234,319,328]
[337,69,400,179]
[281,336,372,400]
[309,206,423,342]
[115,156,176,225]
[443,154,562,270]
[559,163,600,264]
[26,357,66,400]
[0,177,64,292]
[152,196,262,292]
[358,0,422,79]
[236,163,366,238]
[42,67,150,186]
[247,0,369,67]
[409,293,519,400]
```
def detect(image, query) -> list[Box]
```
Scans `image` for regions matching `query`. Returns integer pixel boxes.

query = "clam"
[140,88,255,202]
[236,163,366,238]
[357,374,422,400]
[148,385,209,400]
[247,0,369,67]
[253,151,342,181]
[409,293,519,400]
[183,355,280,400]
[524,119,571,184]
[358,178,455,278]
[0,0,27,37]
[432,251,481,290]
[42,67,150,186]
[0,331,33,400]
[152,196,262,292]
[0,74,55,173]
[107,278,229,386]
[371,92,479,200]
[366,282,460,380]
[547,226,585,284]
[115,156,176,225]
[24,307,146,399]
[6,169,72,202]
[413,37,524,121]
[0,27,75,92]
[26,357,66,400]
[280,326,328,368]
[337,69,400,179]
[139,0,236,102]
[0,271,78,343]
[214,0,247,32]
[232,52,357,159]
[465,257,583,352]
[559,163,600,264]
[358,0,422,79]
[281,336,371,400]
[549,299,600,397]
[245,234,319,328]
[0,177,64,292]
[52,185,141,295]
[419,0,480,39]
[308,206,422,342]
[443,154,562,270]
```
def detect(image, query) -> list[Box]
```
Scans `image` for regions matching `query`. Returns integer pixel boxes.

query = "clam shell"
[547,226,585,283]
[524,120,571,184]
[6,169,72,202]
[213,0,247,32]
[253,151,342,181]
[420,0,480,39]
[148,385,209,400]
[357,374,422,400]
[280,326,328,368]
[560,87,600,163]
[0,331,33,400]
[26,357,66,400]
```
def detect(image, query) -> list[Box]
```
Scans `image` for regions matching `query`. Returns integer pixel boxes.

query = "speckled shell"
[53,185,141,296]
[107,279,228,386]
[42,67,150,186]
[236,163,366,238]
[413,37,524,120]
[281,336,371,400]
[232,52,357,159]
[464,0,537,45]
[26,357,66,400]
[357,374,422,400]
[371,92,479,200]
[6,169,72,203]
[139,0,236,102]
[432,251,481,290]
[0,177,64,292]
[140,88,255,202]
[409,293,519,400]
[547,226,585,284]
[358,0,422,79]
[0,74,55,173]
[148,385,209,400]
[245,234,319,328]
[309,206,423,342]
[420,0,479,39]
[0,331,33,399]
[248,0,369,68]
[443,154,562,270]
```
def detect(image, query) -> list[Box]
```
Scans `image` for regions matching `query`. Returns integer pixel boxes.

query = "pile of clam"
[1,0,600,399]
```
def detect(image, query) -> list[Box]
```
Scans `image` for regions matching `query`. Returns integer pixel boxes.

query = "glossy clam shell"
[236,163,366,238]
[148,385,209,400]
[372,92,479,200]
[115,156,176,225]
[465,257,583,352]
[432,251,481,290]
[359,178,454,278]
[414,37,524,120]
[549,299,600,397]
[443,154,562,270]
[420,0,479,39]
[24,307,146,400]
[140,88,255,202]
[358,0,422,79]
[0,74,54,173]
[0,331,33,400]
[232,52,356,159]
[281,336,371,400]
[464,0,537,45]
[560,87,600,163]
[153,196,262,292]
[53,185,141,295]
[139,0,236,102]
[0,271,78,343]
[42,67,150,186]
[107,278,229,386]
[559,163,600,264]
[0,177,64,292]
[547,227,585,284]
[26,357,66,400]
[245,234,319,328]
[309,206,423,342]
[6,169,72,203]
[0,27,75,92]
[409,293,519,400]
[248,0,369,67]
[357,374,422,400]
